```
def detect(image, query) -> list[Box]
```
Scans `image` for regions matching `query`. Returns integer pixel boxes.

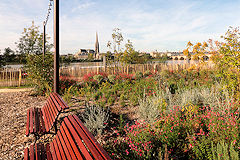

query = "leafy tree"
[25,53,54,94]
[0,50,5,68]
[3,47,16,63]
[183,41,193,60]
[183,41,208,62]
[15,21,53,63]
[105,51,114,65]
[119,40,149,64]
[213,27,240,98]
[107,28,124,54]
[16,21,54,94]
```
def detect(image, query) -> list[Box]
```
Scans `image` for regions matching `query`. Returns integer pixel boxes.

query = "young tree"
[183,41,208,62]
[16,21,54,94]
[15,21,53,63]
[107,28,124,54]
[119,40,148,64]
[213,27,240,98]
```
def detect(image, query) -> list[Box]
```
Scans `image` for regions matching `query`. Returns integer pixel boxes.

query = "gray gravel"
[0,91,46,160]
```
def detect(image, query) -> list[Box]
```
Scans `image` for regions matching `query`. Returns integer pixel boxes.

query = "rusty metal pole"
[43,22,46,61]
[53,0,59,93]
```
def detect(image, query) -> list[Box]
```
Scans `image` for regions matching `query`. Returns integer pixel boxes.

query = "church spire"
[95,32,100,59]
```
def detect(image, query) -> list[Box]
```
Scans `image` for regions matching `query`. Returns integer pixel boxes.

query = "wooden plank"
[30,144,34,160]
[30,108,34,134]
[72,115,111,160]
[26,109,30,136]
[58,129,73,160]
[24,147,29,160]
[38,108,46,133]
[35,143,40,160]
[48,97,58,119]
[55,134,67,160]
[52,138,62,160]
[34,108,39,133]
[44,103,54,130]
[46,99,56,125]
[64,117,93,160]
[45,101,54,126]
[50,93,62,111]
[53,93,69,110]
[42,107,50,132]
[61,122,84,160]
[50,142,57,160]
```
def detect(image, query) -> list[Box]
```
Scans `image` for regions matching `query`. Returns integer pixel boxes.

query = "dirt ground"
[0,90,46,160]
[0,89,137,160]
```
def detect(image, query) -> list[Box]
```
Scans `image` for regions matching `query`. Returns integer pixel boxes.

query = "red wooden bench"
[24,114,112,160]
[25,93,69,137]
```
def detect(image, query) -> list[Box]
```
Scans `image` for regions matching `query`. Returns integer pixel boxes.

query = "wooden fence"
[0,68,28,87]
[60,63,214,80]
[0,63,214,87]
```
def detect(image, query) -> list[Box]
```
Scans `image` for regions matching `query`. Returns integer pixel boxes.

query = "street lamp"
[53,0,59,94]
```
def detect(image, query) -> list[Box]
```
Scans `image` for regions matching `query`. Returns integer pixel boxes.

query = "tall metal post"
[54,0,59,93]
[43,22,46,61]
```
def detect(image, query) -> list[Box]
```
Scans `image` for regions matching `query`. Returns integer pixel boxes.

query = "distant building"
[95,32,100,59]
[74,32,100,60]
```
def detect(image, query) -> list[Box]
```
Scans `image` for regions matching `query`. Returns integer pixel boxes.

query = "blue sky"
[0,0,240,54]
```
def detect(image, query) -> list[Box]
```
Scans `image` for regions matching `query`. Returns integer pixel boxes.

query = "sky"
[0,0,240,55]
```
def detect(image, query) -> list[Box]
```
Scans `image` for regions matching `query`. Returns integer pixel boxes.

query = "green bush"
[135,71,143,80]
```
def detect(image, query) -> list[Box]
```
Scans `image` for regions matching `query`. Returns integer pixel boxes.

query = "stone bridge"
[171,54,212,60]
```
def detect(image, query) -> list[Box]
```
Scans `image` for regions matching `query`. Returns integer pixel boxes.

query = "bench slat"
[24,147,29,160]
[50,93,62,112]
[30,108,34,134]
[46,143,53,160]
[38,108,46,133]
[50,141,57,160]
[45,101,54,127]
[72,115,112,160]
[35,143,40,160]
[55,134,67,160]
[26,109,30,136]
[44,103,53,131]
[34,108,39,133]
[68,116,104,159]
[58,129,74,160]
[30,144,34,160]
[53,138,62,160]
[61,122,84,160]
[64,118,94,160]
[47,97,58,122]
[42,106,50,132]
[53,93,69,110]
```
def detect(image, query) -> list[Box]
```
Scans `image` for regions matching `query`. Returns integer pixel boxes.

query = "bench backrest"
[42,93,69,132]
[49,115,111,160]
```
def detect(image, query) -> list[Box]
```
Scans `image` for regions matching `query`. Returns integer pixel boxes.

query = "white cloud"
[71,1,95,12]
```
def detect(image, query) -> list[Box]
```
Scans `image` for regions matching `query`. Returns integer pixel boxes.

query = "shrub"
[25,53,54,95]
[93,74,104,84]
[138,93,161,123]
[108,74,116,83]
[135,71,143,80]
[211,141,239,160]
[81,104,109,136]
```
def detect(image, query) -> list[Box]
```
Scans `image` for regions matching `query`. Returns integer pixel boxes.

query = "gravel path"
[0,91,46,160]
